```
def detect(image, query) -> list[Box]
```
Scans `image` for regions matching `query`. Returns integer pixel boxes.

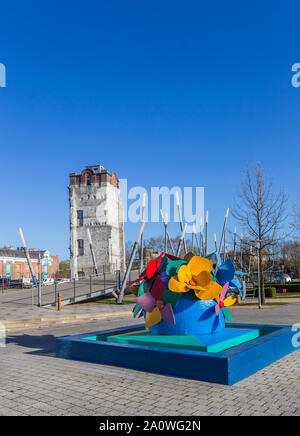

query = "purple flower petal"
[136,293,156,312]
[160,303,175,324]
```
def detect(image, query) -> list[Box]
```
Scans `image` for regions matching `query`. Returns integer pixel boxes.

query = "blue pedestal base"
[56,323,297,385]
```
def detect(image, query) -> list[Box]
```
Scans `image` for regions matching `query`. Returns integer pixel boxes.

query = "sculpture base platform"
[56,323,297,385]
[106,328,259,353]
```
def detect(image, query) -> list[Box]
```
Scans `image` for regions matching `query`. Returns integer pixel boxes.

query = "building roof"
[0,248,47,260]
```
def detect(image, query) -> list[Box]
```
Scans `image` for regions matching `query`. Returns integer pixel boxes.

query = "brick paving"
[0,305,300,416]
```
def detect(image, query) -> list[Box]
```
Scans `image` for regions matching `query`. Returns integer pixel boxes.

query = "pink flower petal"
[220,282,229,301]
[136,293,156,312]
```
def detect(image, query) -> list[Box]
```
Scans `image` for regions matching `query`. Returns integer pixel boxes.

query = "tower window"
[86,175,91,185]
[78,239,84,256]
[77,210,83,226]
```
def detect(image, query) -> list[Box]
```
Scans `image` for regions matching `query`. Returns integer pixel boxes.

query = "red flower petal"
[150,275,166,300]
[146,258,157,279]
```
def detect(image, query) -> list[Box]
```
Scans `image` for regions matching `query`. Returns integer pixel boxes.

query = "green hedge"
[254,287,277,298]
[255,284,300,296]
[274,284,300,292]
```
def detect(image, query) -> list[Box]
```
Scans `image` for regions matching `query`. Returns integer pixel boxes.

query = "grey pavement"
[0,303,300,416]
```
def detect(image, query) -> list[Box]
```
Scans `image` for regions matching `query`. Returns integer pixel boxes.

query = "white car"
[43,278,55,286]
[55,278,71,284]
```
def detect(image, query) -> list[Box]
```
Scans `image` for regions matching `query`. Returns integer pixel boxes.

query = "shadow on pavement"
[6,333,58,357]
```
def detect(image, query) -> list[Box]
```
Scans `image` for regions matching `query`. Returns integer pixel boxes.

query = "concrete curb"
[1,310,133,333]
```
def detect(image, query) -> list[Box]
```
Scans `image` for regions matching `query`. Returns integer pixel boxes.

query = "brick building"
[69,164,125,279]
[0,247,59,279]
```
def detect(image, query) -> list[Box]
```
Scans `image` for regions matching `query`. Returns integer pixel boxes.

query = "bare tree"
[232,162,287,304]
[292,196,300,234]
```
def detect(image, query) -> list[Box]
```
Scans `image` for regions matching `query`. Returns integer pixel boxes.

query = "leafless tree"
[232,162,287,304]
[292,196,300,234]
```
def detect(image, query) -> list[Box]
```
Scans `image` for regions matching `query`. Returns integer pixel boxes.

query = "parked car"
[0,277,9,286]
[55,278,71,284]
[43,278,55,286]
[21,277,34,288]
[275,273,292,283]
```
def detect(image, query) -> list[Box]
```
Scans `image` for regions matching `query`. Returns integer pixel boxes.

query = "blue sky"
[0,0,299,260]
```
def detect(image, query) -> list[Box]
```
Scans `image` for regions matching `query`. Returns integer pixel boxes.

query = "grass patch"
[273,293,300,298]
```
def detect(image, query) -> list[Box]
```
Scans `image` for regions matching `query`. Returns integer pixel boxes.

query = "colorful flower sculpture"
[129,253,240,331]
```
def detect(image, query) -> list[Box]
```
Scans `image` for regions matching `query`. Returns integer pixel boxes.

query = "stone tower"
[69,165,125,279]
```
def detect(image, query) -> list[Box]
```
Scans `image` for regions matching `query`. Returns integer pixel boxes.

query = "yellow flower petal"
[177,264,192,284]
[145,307,162,328]
[224,296,237,307]
[168,276,190,293]
[194,281,222,300]
[194,270,212,287]
[188,256,213,276]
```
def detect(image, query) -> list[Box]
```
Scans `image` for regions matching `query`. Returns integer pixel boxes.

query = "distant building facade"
[69,165,125,279]
[0,247,59,279]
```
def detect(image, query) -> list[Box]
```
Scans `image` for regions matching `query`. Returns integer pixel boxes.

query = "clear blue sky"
[0,0,299,260]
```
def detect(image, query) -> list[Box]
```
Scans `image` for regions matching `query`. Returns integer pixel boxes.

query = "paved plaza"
[0,303,300,416]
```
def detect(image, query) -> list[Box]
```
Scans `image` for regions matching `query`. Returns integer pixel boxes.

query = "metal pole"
[117,221,145,303]
[166,229,175,255]
[116,270,121,291]
[192,227,195,252]
[257,240,262,309]
[55,281,57,307]
[248,244,252,275]
[204,211,208,256]
[175,191,187,254]
[199,217,203,256]
[160,210,168,253]
[218,208,229,254]
[214,233,218,252]
[86,227,98,276]
[176,223,187,257]
[90,275,92,297]
[240,233,243,268]
[38,251,42,307]
[233,227,237,261]
[140,194,146,273]
[18,227,38,285]
[194,230,200,254]
[223,226,226,262]
[73,278,76,302]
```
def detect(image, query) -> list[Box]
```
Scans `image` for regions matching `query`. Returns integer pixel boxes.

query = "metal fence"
[2,269,138,308]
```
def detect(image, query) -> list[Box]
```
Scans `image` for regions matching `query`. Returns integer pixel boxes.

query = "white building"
[69,165,125,279]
